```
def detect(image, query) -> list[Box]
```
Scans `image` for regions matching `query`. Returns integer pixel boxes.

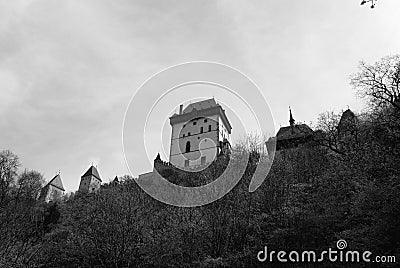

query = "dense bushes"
[1,108,399,266]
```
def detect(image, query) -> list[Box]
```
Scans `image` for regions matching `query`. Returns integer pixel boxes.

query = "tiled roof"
[81,165,101,181]
[45,174,65,191]
[276,124,314,140]
[182,98,218,114]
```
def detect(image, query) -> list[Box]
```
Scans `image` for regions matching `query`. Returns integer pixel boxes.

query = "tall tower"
[169,98,232,169]
[78,165,102,193]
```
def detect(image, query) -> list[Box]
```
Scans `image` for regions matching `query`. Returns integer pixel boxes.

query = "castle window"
[208,125,212,132]
[204,119,207,123]
[185,141,191,152]
[188,132,191,136]
[193,121,197,125]
[200,127,203,133]
[183,134,185,137]
[184,159,189,167]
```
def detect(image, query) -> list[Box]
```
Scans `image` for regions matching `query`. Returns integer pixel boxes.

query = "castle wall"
[170,114,221,167]
[79,175,101,193]
[218,116,231,143]
[39,185,63,202]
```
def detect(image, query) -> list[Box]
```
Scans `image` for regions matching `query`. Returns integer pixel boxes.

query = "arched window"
[185,141,191,153]
[208,125,212,132]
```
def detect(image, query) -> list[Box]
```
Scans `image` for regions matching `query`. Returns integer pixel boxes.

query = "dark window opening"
[186,141,191,152]
[193,122,197,125]
[204,119,208,123]
[188,132,191,136]
[201,156,206,165]
[208,125,212,132]
[200,127,203,133]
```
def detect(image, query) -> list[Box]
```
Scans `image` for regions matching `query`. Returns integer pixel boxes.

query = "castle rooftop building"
[269,108,314,151]
[78,165,102,193]
[169,98,232,169]
[39,174,65,202]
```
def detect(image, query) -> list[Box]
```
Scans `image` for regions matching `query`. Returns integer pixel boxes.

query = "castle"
[139,98,232,180]
[38,173,65,202]
[273,108,315,150]
[40,98,232,202]
[267,107,357,152]
[39,165,102,202]
[169,98,232,169]
[39,99,357,202]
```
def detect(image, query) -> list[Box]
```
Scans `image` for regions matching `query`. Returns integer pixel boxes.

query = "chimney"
[179,104,183,115]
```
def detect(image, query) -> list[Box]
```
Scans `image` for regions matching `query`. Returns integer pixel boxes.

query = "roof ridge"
[46,174,65,191]
[81,165,102,182]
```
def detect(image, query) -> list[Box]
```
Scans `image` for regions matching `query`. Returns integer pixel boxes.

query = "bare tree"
[0,150,20,207]
[315,111,344,155]
[351,55,400,111]
[15,170,45,203]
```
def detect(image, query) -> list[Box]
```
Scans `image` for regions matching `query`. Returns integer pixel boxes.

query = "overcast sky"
[1,0,400,192]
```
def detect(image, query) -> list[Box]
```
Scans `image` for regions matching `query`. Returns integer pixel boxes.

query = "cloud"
[0,0,243,191]
[1,0,400,191]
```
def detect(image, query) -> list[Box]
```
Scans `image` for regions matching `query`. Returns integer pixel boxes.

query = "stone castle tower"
[169,98,232,169]
[78,165,102,193]
[39,173,65,202]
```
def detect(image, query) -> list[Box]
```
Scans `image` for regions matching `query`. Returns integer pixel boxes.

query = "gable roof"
[81,165,101,181]
[276,124,314,140]
[182,98,218,114]
[45,174,65,191]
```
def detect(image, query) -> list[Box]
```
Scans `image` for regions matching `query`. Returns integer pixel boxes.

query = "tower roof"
[289,107,295,126]
[81,165,102,181]
[276,124,314,140]
[45,174,65,191]
[170,98,232,133]
[182,98,218,114]
[340,108,355,119]
[338,108,356,131]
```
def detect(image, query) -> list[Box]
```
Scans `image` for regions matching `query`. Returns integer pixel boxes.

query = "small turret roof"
[81,165,101,181]
[45,174,65,191]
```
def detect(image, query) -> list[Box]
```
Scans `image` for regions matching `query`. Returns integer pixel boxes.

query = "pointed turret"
[289,107,295,127]
[39,174,65,202]
[78,165,102,193]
